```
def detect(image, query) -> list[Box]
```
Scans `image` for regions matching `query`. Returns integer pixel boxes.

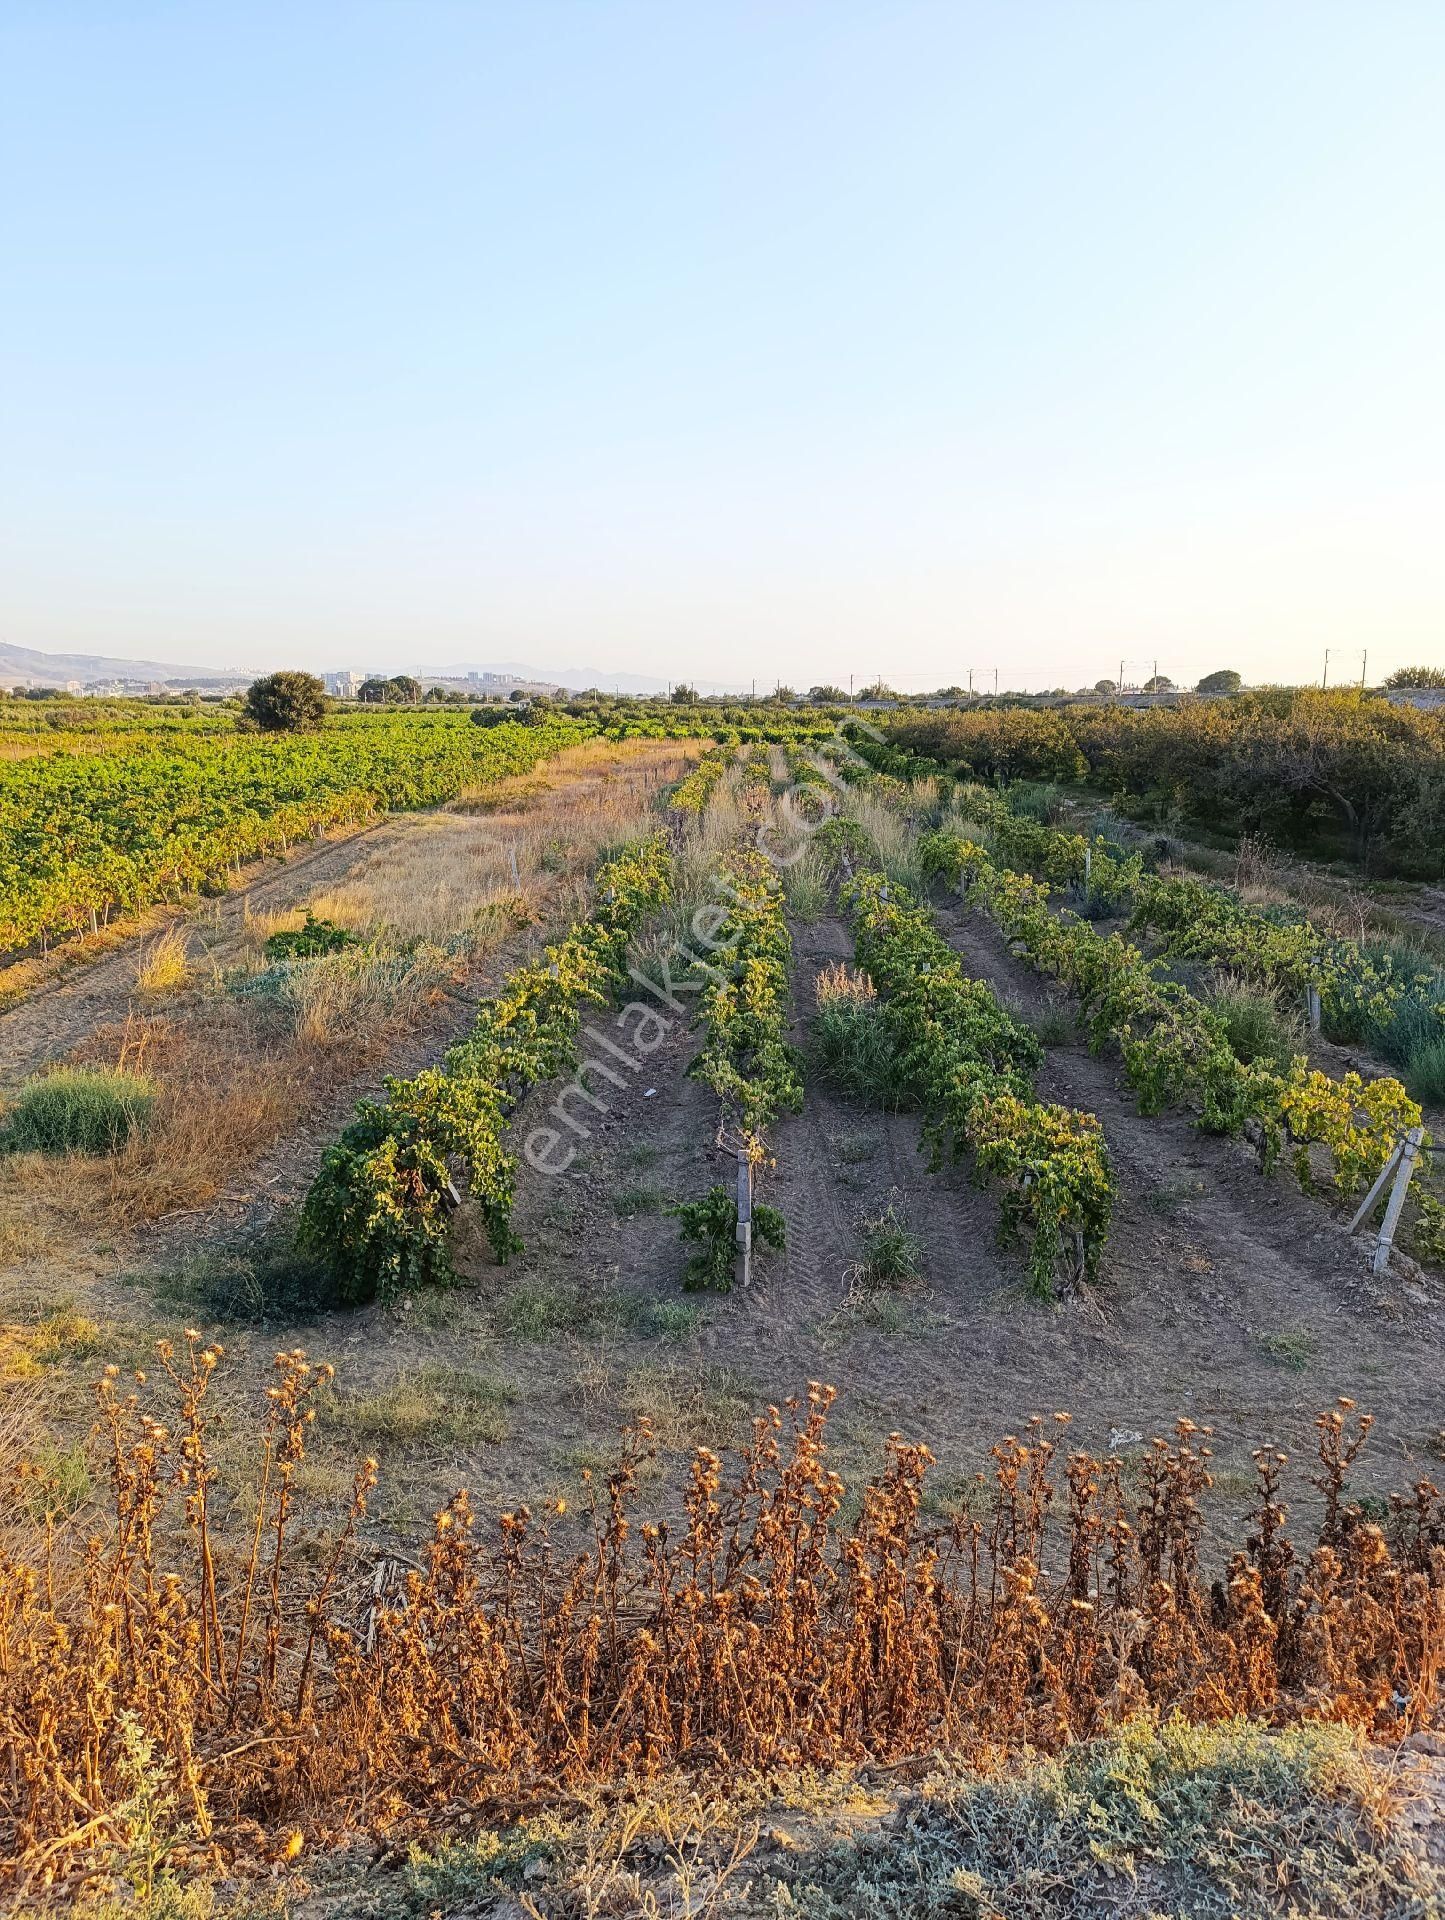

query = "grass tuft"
[134,927,190,994]
[813,964,901,1106]
[1,1068,155,1156]
[1208,975,1304,1071]
[322,1366,513,1447]
[852,1201,923,1296]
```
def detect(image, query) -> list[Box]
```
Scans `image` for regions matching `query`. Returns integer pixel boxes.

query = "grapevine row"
[668,747,731,814]
[0,713,593,959]
[918,830,1425,1195]
[300,833,674,1301]
[845,728,1444,1059]
[822,824,1114,1296]
[674,847,801,1287]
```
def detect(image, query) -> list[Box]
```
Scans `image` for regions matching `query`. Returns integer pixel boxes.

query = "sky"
[2,2,1443,693]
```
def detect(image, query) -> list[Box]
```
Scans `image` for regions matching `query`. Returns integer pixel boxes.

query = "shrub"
[2,1068,155,1156]
[671,1185,785,1290]
[1384,665,1445,689]
[263,913,357,959]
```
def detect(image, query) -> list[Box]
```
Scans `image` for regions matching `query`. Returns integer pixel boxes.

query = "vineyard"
[0,703,837,966]
[2,716,1445,1909]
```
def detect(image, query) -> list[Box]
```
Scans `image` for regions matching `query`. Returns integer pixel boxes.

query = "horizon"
[3,5,1443,691]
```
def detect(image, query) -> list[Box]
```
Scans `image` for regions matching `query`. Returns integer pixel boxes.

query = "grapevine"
[838,856,1114,1297]
[300,832,674,1301]
[675,846,802,1287]
[919,828,1428,1196]
[848,728,1444,1058]
[0,713,592,959]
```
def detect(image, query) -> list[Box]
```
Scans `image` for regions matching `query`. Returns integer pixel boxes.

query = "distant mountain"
[0,640,248,687]
[1,640,747,697]
[420,661,743,695]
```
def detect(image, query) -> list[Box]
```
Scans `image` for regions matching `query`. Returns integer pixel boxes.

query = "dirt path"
[394,890,1445,1543]
[0,817,394,1089]
[928,895,1445,1487]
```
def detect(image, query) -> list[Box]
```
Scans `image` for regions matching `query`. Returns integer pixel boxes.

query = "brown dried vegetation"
[3,1347,1443,1892]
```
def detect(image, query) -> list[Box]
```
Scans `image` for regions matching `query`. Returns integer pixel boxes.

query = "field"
[3,704,1445,1914]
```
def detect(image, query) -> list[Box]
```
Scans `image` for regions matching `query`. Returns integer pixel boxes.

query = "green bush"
[671,1185,785,1291]
[263,913,356,959]
[2,1068,155,1156]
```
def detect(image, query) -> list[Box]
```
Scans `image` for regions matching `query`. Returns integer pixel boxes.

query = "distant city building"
[324,671,361,697]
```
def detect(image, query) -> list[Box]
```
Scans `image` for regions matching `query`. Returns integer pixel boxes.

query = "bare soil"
[197,895,1445,1559]
[6,790,1443,1574]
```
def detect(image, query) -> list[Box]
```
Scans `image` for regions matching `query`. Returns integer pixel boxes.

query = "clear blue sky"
[3,2,1442,691]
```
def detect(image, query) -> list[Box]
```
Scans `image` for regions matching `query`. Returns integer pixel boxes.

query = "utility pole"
[1118,660,1125,693]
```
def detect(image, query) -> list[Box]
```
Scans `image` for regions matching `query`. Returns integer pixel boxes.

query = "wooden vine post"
[736,1147,753,1289]
[1347,1126,1425,1276]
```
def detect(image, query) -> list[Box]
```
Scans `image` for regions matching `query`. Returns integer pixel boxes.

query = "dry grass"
[303,740,695,953]
[840,788,924,890]
[815,960,876,1007]
[0,741,699,1251]
[5,1014,307,1231]
[133,927,190,995]
[0,1214,53,1271]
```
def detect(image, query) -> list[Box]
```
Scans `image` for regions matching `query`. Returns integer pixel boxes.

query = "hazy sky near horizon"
[3,3,1443,691]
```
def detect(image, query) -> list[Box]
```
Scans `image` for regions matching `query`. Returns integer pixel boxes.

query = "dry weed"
[3,1355,1442,1893]
[134,927,190,995]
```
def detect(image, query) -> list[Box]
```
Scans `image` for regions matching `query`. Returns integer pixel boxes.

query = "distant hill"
[0,640,745,697]
[419,661,742,696]
[0,640,247,687]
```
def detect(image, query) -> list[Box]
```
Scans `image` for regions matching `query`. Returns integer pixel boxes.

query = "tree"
[1384,666,1445,690]
[243,671,327,732]
[388,675,421,704]
[808,685,849,703]
[1196,669,1243,696]
[1092,678,1118,696]
[670,683,699,704]
[358,676,390,703]
[856,682,897,701]
[1143,674,1175,693]
[770,685,797,704]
